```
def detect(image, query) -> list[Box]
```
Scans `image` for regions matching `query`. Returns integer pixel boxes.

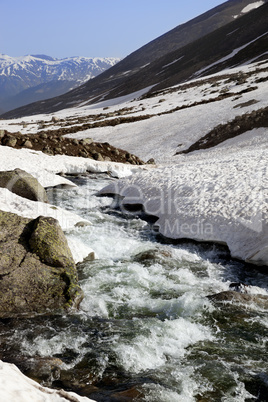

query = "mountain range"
[1,0,268,119]
[0,55,120,113]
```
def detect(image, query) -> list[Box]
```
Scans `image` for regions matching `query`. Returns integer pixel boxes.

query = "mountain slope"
[0,55,120,112]
[2,0,267,118]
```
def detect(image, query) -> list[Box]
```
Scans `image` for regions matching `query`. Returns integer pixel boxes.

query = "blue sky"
[1,0,224,59]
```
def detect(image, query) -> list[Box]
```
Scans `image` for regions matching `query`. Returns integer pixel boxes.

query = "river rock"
[0,168,48,202]
[0,210,83,318]
[133,248,172,266]
[207,291,268,309]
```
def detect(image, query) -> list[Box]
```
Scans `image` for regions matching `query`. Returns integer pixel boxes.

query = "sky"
[1,0,225,59]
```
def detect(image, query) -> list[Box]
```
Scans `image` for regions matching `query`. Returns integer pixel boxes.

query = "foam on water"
[112,317,214,372]
[13,174,265,401]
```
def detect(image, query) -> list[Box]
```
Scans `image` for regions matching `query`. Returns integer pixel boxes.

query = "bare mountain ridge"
[2,0,268,118]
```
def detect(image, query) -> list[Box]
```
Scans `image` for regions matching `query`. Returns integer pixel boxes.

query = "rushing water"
[1,174,268,401]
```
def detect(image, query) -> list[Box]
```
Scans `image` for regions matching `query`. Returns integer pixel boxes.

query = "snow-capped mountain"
[2,0,267,119]
[0,2,268,399]
[0,55,120,112]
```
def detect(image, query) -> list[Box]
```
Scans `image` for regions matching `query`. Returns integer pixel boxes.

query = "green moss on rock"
[0,210,83,318]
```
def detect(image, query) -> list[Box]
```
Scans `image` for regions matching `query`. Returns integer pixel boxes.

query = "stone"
[40,133,48,139]
[0,168,48,203]
[23,139,33,149]
[207,291,268,310]
[51,116,60,123]
[0,130,5,138]
[0,210,83,318]
[29,216,74,268]
[133,248,172,266]
[4,136,17,147]
[81,138,93,145]
[92,152,103,161]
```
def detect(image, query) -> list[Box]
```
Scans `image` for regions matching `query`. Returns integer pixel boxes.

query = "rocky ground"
[0,128,146,165]
[177,105,268,154]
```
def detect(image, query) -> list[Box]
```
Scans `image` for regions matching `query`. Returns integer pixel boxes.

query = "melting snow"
[0,360,94,402]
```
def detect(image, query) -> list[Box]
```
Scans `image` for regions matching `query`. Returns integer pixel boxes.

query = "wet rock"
[207,291,268,309]
[0,210,83,318]
[228,282,249,293]
[146,158,155,164]
[25,357,64,384]
[112,386,145,401]
[133,248,172,266]
[0,168,48,202]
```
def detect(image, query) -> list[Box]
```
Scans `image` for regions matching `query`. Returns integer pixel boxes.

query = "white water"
[4,174,268,401]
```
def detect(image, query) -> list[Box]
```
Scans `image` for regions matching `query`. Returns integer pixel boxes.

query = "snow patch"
[0,360,94,402]
[241,1,265,13]
[100,144,268,266]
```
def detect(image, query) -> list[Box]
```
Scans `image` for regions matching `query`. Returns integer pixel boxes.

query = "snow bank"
[0,146,138,185]
[100,139,268,266]
[0,188,90,231]
[0,360,94,402]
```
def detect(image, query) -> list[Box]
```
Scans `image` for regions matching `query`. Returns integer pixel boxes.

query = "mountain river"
[0,173,267,401]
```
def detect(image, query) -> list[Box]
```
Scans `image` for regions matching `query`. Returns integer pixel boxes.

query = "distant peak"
[31,54,56,61]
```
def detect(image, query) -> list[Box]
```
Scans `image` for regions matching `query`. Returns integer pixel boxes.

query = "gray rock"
[4,136,17,147]
[0,168,48,202]
[81,138,93,145]
[51,116,60,123]
[0,211,83,318]
[23,139,33,148]
[92,152,103,161]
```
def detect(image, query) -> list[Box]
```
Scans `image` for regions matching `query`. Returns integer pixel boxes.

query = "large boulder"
[0,210,83,318]
[0,168,48,202]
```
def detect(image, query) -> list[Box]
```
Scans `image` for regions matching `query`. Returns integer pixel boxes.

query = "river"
[1,173,267,401]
